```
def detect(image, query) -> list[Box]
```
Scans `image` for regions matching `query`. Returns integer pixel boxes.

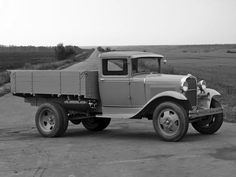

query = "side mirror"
[163,59,167,64]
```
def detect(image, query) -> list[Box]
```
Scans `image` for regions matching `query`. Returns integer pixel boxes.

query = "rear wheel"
[35,103,68,137]
[192,99,223,134]
[152,102,189,142]
[82,118,111,131]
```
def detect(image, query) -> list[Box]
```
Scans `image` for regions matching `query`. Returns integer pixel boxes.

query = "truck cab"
[99,51,163,107]
[98,52,196,119]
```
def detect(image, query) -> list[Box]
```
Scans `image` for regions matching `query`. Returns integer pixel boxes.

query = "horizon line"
[0,43,236,47]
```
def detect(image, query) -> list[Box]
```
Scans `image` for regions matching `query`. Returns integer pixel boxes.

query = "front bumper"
[189,107,223,121]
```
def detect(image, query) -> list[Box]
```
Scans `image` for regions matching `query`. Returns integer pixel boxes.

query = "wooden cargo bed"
[10,70,99,99]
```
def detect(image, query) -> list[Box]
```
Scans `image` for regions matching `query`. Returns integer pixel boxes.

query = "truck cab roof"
[99,51,164,59]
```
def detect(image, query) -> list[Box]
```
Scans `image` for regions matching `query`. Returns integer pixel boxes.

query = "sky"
[0,0,236,46]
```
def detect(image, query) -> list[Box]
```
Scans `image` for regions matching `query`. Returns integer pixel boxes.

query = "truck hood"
[133,73,185,84]
[132,73,187,95]
[146,73,184,83]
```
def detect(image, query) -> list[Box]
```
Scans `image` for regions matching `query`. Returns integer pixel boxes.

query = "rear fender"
[132,91,189,118]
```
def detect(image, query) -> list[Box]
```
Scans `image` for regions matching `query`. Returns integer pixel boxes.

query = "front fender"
[206,88,221,98]
[198,88,221,109]
[149,91,187,101]
[132,91,188,118]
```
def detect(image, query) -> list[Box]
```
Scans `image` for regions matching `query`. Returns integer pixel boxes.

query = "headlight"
[181,80,189,92]
[198,80,206,91]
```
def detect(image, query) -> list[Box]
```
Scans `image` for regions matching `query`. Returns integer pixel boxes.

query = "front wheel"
[82,118,111,131]
[152,102,189,142]
[192,99,223,134]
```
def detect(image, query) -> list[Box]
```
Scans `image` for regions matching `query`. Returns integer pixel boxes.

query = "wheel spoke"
[170,122,179,132]
[163,111,170,118]
[49,115,55,123]
[42,115,49,122]
[45,122,51,130]
[159,117,166,125]
[49,125,54,130]
[163,125,170,132]
[170,113,178,123]
[43,121,48,127]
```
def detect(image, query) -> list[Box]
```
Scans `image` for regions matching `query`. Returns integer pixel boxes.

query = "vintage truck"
[10,51,224,141]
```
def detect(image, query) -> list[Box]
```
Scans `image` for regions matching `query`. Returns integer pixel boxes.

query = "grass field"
[0,46,56,72]
[0,52,55,72]
[113,44,236,122]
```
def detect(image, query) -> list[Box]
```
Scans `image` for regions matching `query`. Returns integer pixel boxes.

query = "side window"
[102,59,128,75]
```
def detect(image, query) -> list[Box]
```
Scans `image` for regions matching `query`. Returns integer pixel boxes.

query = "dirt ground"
[1,94,236,177]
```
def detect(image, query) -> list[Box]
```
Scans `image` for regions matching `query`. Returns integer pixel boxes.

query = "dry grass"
[23,59,73,70]
[0,51,55,72]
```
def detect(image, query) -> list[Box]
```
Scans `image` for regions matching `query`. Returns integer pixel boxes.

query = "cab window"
[102,59,128,75]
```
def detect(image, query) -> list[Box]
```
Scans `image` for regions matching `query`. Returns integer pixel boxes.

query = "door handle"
[100,78,105,81]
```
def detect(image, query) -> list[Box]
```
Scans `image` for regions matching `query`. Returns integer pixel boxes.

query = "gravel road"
[1,50,236,177]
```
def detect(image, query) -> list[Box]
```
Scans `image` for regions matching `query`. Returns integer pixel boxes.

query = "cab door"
[130,77,146,107]
[99,58,131,107]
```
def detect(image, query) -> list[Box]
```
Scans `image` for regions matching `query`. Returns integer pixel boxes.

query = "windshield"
[132,57,160,75]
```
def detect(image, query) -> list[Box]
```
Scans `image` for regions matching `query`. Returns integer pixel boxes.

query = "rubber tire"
[70,119,81,125]
[192,99,223,134]
[82,118,111,131]
[57,104,69,133]
[35,103,68,137]
[152,102,189,142]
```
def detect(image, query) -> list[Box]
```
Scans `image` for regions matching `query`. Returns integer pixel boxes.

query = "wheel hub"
[159,109,180,136]
[39,109,56,132]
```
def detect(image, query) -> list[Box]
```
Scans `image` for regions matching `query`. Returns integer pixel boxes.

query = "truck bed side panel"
[61,71,81,95]
[33,71,60,94]
[11,71,32,93]
[11,70,99,99]
[85,71,99,99]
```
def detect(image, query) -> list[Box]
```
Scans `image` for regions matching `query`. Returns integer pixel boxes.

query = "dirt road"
[64,49,100,71]
[1,50,236,177]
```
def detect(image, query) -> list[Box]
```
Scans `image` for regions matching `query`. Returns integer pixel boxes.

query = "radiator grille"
[185,77,197,107]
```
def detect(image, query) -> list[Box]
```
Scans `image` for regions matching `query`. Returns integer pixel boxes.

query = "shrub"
[105,47,111,52]
[55,43,66,60]
[97,46,113,53]
[55,44,81,60]
[226,49,236,53]
[65,45,76,58]
[97,46,105,52]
